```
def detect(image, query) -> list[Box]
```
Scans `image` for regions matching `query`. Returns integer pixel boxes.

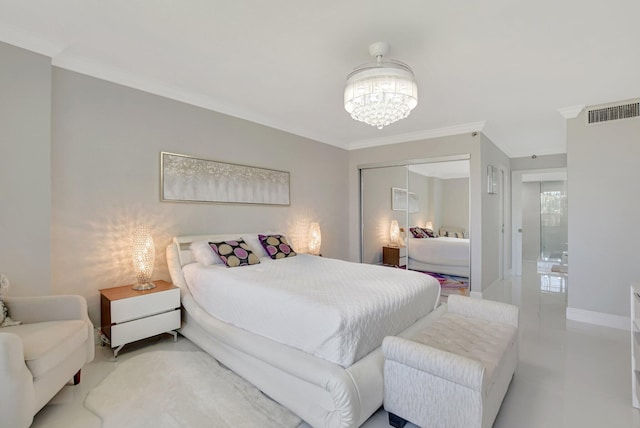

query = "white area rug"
[85,350,301,428]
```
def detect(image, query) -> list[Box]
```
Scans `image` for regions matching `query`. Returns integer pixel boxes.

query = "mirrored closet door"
[360,156,471,286]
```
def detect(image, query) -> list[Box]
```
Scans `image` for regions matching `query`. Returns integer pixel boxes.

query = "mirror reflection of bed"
[360,157,470,298]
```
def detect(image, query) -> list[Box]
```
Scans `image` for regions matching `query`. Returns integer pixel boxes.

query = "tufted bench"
[382,295,519,428]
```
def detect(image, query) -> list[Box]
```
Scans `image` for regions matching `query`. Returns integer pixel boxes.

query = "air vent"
[587,102,639,124]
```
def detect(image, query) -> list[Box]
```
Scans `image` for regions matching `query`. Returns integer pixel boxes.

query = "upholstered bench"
[382,295,519,428]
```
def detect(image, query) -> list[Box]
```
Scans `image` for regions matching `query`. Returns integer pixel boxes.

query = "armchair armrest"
[0,333,36,428]
[382,336,485,391]
[447,295,519,328]
[4,295,89,324]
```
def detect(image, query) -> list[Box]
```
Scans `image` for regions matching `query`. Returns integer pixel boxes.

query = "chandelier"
[344,42,418,129]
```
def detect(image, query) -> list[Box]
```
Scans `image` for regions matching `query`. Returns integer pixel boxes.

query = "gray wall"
[481,134,511,285]
[50,68,349,322]
[0,42,52,297]
[349,133,510,292]
[1,42,349,322]
[407,171,428,229]
[567,106,640,318]
[441,178,470,234]
[361,166,407,264]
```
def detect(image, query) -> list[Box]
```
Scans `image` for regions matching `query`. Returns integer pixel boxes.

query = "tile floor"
[32,261,640,427]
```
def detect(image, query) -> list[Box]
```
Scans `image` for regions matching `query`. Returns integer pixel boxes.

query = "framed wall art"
[161,152,290,205]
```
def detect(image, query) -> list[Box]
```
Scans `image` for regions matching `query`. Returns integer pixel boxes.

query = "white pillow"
[242,234,270,258]
[190,241,222,266]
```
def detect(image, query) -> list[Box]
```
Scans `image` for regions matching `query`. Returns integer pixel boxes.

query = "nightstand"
[99,280,181,358]
[383,246,407,268]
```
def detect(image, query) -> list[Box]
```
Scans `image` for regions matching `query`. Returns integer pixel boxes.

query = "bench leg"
[73,370,81,385]
[389,412,408,428]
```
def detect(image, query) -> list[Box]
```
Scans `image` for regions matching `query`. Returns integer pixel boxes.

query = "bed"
[166,233,443,428]
[407,234,470,277]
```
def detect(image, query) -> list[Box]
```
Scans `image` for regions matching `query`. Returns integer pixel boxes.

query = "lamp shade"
[308,222,322,256]
[425,221,433,231]
[132,226,156,290]
[390,220,400,247]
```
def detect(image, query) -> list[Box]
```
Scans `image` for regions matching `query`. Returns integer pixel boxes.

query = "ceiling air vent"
[587,102,639,124]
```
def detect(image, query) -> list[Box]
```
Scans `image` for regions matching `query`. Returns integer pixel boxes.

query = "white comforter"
[183,254,440,367]
[408,237,470,266]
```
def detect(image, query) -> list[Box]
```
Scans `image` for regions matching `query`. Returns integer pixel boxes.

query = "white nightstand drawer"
[111,309,180,347]
[111,288,179,323]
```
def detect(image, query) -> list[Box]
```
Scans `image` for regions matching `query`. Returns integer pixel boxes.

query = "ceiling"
[1,1,638,157]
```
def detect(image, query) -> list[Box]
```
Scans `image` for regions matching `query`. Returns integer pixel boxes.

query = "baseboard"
[565,307,629,331]
[469,291,483,299]
[472,277,506,301]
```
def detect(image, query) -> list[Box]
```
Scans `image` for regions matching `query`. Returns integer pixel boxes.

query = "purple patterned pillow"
[209,239,260,267]
[258,234,297,259]
[410,227,428,238]
[421,227,435,238]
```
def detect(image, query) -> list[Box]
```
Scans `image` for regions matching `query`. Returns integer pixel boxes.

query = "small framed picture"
[391,187,408,211]
[487,165,497,194]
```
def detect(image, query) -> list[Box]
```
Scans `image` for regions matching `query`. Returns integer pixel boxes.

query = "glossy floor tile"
[32,261,640,427]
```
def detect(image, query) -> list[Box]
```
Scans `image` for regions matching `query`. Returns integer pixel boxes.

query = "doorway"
[512,168,568,276]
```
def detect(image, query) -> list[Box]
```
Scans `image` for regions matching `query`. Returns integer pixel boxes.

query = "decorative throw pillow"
[0,298,6,325]
[420,227,435,238]
[410,227,428,238]
[0,298,21,328]
[209,239,261,267]
[0,275,20,327]
[258,234,297,259]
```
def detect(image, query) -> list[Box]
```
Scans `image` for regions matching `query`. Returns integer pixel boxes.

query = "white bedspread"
[408,237,470,266]
[183,255,440,367]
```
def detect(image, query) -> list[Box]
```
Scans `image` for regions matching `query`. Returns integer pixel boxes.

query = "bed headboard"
[172,234,249,267]
[166,232,268,288]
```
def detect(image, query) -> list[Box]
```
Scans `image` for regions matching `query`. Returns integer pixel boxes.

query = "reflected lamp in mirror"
[390,220,400,247]
[399,227,407,248]
[308,222,322,256]
[132,225,156,290]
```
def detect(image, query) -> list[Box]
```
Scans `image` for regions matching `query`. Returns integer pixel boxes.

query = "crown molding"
[557,105,585,119]
[0,31,494,153]
[50,52,347,148]
[346,121,487,150]
[0,23,65,57]
[507,147,567,158]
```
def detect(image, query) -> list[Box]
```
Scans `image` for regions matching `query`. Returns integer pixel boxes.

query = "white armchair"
[0,295,95,428]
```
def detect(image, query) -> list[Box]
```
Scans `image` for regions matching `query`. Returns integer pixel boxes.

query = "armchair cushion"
[3,320,88,378]
[4,295,88,324]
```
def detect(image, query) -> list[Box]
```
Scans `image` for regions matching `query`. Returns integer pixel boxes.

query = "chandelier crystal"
[344,42,418,129]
